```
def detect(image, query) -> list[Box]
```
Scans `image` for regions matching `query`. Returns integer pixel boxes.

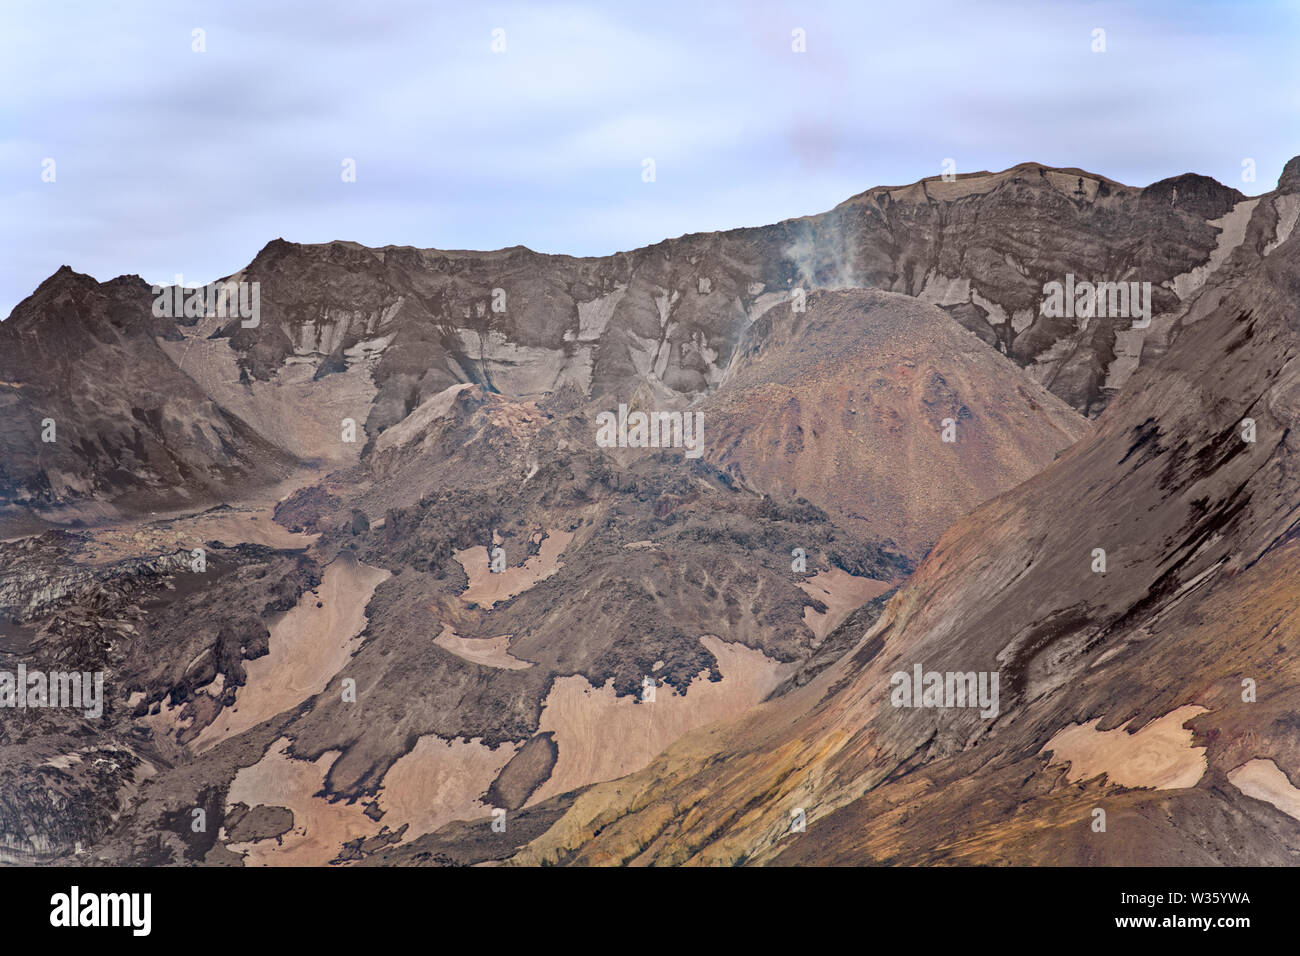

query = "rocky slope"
[7,158,1292,519]
[0,280,1078,865]
[200,161,1274,424]
[506,160,1300,867]
[0,269,296,521]
[704,289,1088,552]
[3,157,1296,868]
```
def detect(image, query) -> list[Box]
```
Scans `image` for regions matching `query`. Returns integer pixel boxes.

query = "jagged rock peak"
[1140,172,1245,220]
[1278,154,1300,191]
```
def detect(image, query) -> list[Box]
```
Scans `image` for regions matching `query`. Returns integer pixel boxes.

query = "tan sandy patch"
[376,735,520,840]
[79,515,309,564]
[797,568,892,640]
[371,383,475,455]
[433,625,533,670]
[41,753,83,770]
[1042,705,1208,790]
[526,635,792,806]
[922,173,1000,202]
[1228,758,1300,821]
[454,528,574,609]
[192,556,390,752]
[75,472,321,565]
[225,737,372,866]
[160,320,377,464]
[180,510,316,551]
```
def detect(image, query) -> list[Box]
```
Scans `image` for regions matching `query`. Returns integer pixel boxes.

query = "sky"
[2,0,1298,318]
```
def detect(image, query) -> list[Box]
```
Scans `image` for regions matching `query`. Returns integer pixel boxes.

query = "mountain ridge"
[3,154,1299,868]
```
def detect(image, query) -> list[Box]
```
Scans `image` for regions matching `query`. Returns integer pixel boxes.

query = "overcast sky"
[2,0,1297,317]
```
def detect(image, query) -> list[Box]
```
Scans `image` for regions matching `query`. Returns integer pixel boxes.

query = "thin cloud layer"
[2,0,1297,316]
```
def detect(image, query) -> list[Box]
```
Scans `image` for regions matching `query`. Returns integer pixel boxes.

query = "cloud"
[2,0,1297,316]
